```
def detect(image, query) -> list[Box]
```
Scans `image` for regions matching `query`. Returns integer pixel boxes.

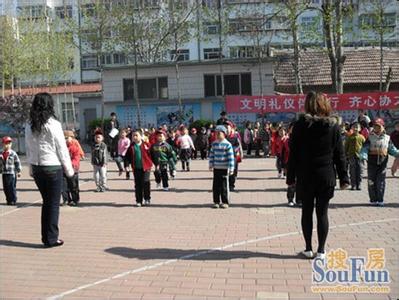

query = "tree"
[232,1,280,97]
[114,0,198,126]
[201,0,233,101]
[320,0,346,94]
[167,0,199,122]
[0,95,32,153]
[278,0,315,94]
[69,1,117,130]
[359,0,395,91]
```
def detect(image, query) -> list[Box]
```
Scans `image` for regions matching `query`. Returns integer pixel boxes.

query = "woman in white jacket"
[25,93,74,248]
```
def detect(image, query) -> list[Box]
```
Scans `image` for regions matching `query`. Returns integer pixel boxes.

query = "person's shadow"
[105,247,302,261]
[0,240,44,249]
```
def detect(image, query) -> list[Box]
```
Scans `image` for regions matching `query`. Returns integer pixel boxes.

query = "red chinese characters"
[226,92,399,113]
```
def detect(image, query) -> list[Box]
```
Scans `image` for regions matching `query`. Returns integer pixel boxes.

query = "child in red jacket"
[128,130,153,207]
[283,123,299,207]
[62,130,81,206]
[275,127,288,178]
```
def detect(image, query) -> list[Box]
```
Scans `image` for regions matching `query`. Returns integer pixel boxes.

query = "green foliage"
[88,118,110,132]
[189,119,213,131]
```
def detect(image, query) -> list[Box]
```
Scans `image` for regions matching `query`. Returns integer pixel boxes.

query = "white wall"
[102,61,274,103]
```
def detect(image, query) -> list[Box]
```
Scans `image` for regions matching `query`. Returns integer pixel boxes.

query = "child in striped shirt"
[209,125,235,209]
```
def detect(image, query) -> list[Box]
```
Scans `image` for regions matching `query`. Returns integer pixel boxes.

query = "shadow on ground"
[105,247,303,261]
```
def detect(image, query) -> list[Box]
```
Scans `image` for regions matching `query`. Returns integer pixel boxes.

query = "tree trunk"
[383,66,392,92]
[217,0,225,100]
[132,6,141,128]
[291,22,303,94]
[379,6,384,92]
[335,0,344,94]
[322,0,345,94]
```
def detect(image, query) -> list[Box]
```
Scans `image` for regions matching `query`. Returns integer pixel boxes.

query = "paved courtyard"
[0,157,398,300]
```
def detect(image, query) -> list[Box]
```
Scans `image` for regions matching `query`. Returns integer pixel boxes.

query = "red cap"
[374,118,385,127]
[2,136,12,144]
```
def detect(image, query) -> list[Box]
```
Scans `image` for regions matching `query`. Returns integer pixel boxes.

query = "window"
[55,6,72,19]
[82,55,98,69]
[301,16,317,30]
[204,48,222,60]
[158,77,168,99]
[100,54,112,65]
[230,46,254,58]
[204,73,252,97]
[123,77,168,100]
[204,22,219,35]
[113,53,126,64]
[143,0,159,8]
[241,73,252,95]
[170,49,190,61]
[62,103,78,123]
[81,4,95,17]
[123,79,135,101]
[384,13,396,27]
[138,78,157,99]
[202,0,218,8]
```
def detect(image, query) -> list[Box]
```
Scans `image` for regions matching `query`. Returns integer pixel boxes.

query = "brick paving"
[0,157,398,300]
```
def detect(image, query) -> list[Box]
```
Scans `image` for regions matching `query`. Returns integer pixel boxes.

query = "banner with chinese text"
[225,92,399,113]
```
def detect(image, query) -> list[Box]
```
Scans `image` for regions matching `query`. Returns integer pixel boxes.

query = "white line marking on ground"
[46,217,399,300]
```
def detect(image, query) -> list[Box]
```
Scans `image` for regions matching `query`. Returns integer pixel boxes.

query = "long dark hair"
[30,93,56,134]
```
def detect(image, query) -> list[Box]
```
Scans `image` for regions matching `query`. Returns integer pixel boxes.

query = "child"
[390,121,399,177]
[345,122,366,190]
[270,124,278,157]
[225,122,243,192]
[91,132,108,192]
[243,122,253,156]
[178,127,195,172]
[209,125,235,209]
[151,130,175,191]
[275,127,287,179]
[62,131,81,206]
[166,130,179,178]
[282,124,297,207]
[116,129,131,179]
[360,118,399,206]
[0,137,21,206]
[196,127,209,160]
[190,128,198,160]
[260,122,271,158]
[128,130,153,207]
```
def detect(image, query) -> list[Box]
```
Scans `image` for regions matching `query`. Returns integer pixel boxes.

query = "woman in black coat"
[286,91,349,259]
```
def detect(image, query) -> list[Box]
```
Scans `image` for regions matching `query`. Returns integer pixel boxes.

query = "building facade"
[93,59,273,134]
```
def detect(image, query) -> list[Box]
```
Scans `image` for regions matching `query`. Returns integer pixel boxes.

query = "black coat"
[286,114,349,187]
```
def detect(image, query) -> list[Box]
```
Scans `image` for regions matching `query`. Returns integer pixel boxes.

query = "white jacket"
[25,118,74,177]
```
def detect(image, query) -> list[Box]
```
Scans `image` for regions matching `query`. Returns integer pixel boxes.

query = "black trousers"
[2,174,17,204]
[62,173,80,204]
[349,157,362,188]
[213,169,229,204]
[287,184,296,202]
[255,140,262,156]
[228,161,238,189]
[32,166,63,245]
[154,163,169,188]
[246,143,252,155]
[134,169,151,203]
[200,149,207,160]
[297,184,334,253]
[367,163,386,203]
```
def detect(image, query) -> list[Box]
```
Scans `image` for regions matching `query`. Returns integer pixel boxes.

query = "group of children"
[1,118,398,209]
[271,117,399,207]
